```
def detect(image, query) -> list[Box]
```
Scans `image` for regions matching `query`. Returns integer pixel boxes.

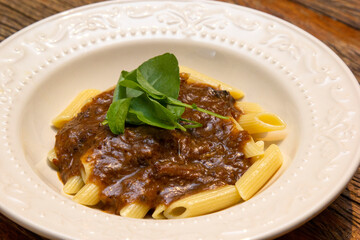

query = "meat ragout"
[54,74,251,214]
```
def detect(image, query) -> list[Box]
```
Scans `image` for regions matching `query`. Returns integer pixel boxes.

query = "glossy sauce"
[54,74,251,214]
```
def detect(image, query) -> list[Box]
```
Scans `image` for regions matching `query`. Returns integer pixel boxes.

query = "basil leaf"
[114,70,142,100]
[129,94,184,131]
[118,79,143,91]
[114,71,130,101]
[136,70,167,100]
[106,98,132,134]
[138,53,180,99]
[126,112,143,125]
[106,53,228,135]
[120,75,166,101]
[167,104,185,119]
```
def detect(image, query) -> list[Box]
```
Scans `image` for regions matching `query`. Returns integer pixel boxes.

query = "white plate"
[0,0,359,239]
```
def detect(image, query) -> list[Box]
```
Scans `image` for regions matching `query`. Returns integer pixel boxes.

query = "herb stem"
[167,98,229,120]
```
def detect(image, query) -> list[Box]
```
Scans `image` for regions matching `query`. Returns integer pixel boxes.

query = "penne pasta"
[229,116,264,158]
[164,185,241,219]
[73,183,101,206]
[238,112,286,134]
[152,204,166,219]
[120,203,150,219]
[255,140,264,150]
[179,66,244,99]
[243,138,264,158]
[47,148,59,170]
[234,101,264,114]
[229,116,244,131]
[63,175,84,195]
[80,168,86,184]
[52,89,101,128]
[235,144,283,200]
[250,141,265,163]
[47,148,57,164]
[252,129,288,142]
[81,161,93,183]
[80,149,94,183]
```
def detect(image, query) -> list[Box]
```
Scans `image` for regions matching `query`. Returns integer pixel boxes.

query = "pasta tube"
[238,112,286,134]
[52,89,101,128]
[234,101,264,114]
[229,117,244,131]
[120,203,150,219]
[243,139,264,158]
[180,66,244,99]
[235,144,283,200]
[152,204,166,219]
[80,149,94,183]
[63,175,84,195]
[252,129,288,141]
[73,183,101,206]
[47,148,58,170]
[228,117,264,158]
[164,185,241,219]
[47,148,57,163]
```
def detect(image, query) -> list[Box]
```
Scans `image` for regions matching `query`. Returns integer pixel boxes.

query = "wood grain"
[292,0,360,29]
[0,213,47,240]
[0,0,103,40]
[0,0,359,239]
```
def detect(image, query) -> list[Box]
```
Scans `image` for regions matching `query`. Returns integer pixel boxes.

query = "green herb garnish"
[104,53,228,134]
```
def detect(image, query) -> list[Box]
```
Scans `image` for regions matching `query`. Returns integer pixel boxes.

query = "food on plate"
[49,53,286,218]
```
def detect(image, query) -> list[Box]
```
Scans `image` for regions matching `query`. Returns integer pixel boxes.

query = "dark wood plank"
[291,0,360,29]
[278,170,360,239]
[0,213,47,240]
[0,0,103,41]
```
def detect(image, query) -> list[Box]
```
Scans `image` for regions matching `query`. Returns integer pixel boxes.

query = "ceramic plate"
[0,1,359,239]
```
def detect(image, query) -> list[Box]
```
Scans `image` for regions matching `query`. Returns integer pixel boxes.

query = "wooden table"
[0,0,359,239]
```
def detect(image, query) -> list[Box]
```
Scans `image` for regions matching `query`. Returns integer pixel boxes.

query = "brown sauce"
[54,74,251,214]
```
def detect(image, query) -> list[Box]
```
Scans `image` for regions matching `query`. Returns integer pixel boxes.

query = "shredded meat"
[54,75,251,214]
